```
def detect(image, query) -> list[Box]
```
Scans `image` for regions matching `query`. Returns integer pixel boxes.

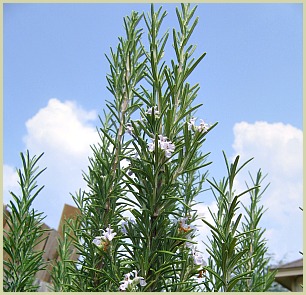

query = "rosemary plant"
[202,152,276,292]
[4,4,276,292]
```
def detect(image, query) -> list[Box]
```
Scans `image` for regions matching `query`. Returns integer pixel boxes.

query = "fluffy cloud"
[24,98,98,156]
[5,98,100,229]
[232,121,303,261]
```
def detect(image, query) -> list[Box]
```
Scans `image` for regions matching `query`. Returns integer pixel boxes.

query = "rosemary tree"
[54,3,216,292]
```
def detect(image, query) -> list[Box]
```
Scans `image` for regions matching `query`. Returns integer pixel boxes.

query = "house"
[270,258,303,292]
[3,203,80,291]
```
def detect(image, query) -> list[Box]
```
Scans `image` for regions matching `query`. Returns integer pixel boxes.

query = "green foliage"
[3,4,277,292]
[202,152,276,292]
[50,222,76,292]
[3,151,47,292]
[58,3,216,292]
[202,152,255,291]
[233,169,277,291]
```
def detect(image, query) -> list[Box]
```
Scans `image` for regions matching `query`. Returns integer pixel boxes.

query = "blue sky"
[3,3,303,263]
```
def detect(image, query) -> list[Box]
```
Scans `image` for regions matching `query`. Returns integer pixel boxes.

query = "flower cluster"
[145,106,159,116]
[187,117,210,133]
[148,135,175,158]
[93,225,117,251]
[119,270,147,291]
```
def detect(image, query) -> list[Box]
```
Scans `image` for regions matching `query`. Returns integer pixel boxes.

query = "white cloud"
[231,121,303,262]
[24,98,98,156]
[4,98,100,229]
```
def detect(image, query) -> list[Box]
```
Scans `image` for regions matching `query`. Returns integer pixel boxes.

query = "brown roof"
[275,258,303,270]
[270,258,303,291]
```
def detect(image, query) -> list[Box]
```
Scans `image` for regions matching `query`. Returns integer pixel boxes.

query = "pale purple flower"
[193,252,205,265]
[132,270,147,286]
[134,277,147,287]
[163,141,175,158]
[102,224,116,241]
[187,118,210,133]
[148,135,175,158]
[187,117,197,130]
[93,225,117,246]
[145,106,159,116]
[119,270,147,291]
[197,119,210,133]
[93,237,102,246]
[191,247,206,267]
[121,222,128,235]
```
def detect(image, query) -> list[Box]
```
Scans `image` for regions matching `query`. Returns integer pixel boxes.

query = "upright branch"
[118,4,216,292]
[234,170,276,291]
[3,151,46,292]
[202,152,256,292]
[64,11,146,292]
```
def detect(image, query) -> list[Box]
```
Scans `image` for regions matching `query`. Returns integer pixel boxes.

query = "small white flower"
[197,119,210,133]
[102,224,117,241]
[148,135,175,158]
[126,122,133,134]
[187,117,197,130]
[93,237,102,246]
[148,141,155,152]
[119,272,132,291]
[187,118,210,133]
[119,280,129,291]
[93,225,117,246]
[158,134,168,142]
[119,270,147,291]
[191,247,206,267]
[145,106,159,116]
